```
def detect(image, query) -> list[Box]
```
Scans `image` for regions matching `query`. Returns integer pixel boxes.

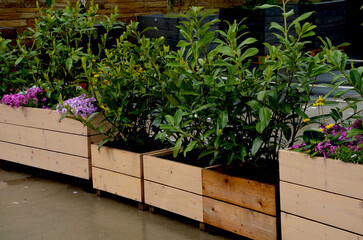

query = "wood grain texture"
[91,144,142,178]
[0,105,88,135]
[279,149,363,200]
[144,181,203,221]
[202,168,276,216]
[0,141,90,179]
[281,212,363,240]
[143,155,202,195]
[0,122,89,157]
[203,197,277,240]
[280,181,363,236]
[92,167,143,202]
[0,0,240,34]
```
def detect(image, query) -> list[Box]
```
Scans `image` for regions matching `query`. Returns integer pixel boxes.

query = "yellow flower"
[100,104,110,112]
[303,118,310,123]
[317,95,324,102]
[94,74,99,78]
[313,95,325,106]
[92,59,96,62]
[325,123,334,129]
[318,128,324,132]
[104,80,109,84]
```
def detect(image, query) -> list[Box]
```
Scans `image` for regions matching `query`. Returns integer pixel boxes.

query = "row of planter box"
[0,105,362,239]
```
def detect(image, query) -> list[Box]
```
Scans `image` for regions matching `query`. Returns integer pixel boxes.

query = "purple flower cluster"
[314,140,338,158]
[293,119,363,160]
[1,86,48,108]
[56,94,99,117]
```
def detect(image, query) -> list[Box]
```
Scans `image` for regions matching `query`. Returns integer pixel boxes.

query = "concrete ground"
[0,162,246,240]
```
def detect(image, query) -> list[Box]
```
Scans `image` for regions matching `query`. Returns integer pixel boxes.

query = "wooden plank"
[280,181,363,235]
[0,19,27,27]
[144,181,203,221]
[281,212,363,240]
[0,141,90,179]
[143,155,202,195]
[92,167,143,202]
[0,105,88,135]
[0,122,89,157]
[91,144,142,178]
[202,168,276,216]
[203,197,277,240]
[279,149,363,200]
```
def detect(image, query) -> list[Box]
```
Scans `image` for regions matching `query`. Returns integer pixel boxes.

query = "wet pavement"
[0,162,245,240]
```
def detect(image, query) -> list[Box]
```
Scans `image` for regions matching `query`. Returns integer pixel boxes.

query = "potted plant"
[0,1,118,180]
[62,21,172,207]
[279,44,363,239]
[156,2,344,239]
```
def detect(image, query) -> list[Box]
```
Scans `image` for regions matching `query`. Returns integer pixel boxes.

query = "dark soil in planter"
[161,150,212,168]
[103,137,170,154]
[211,160,279,185]
[162,150,279,184]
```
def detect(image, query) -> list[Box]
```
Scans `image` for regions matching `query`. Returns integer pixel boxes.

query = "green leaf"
[98,138,111,151]
[240,48,259,61]
[257,91,267,101]
[177,40,190,48]
[301,31,315,39]
[270,22,284,33]
[174,109,182,127]
[173,138,183,158]
[255,4,281,10]
[247,100,262,111]
[66,57,73,71]
[197,31,214,48]
[184,140,198,157]
[217,111,228,129]
[259,107,271,128]
[192,103,215,113]
[15,56,24,66]
[256,122,265,133]
[251,136,263,156]
[165,115,175,126]
[240,145,247,163]
[59,112,69,121]
[87,112,99,122]
[166,94,180,107]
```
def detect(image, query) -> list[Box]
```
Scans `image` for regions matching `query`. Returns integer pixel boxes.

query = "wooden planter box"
[143,151,204,222]
[202,167,278,240]
[279,149,363,239]
[0,105,98,179]
[91,145,172,208]
[91,144,144,204]
[219,5,298,55]
[299,0,346,49]
[137,14,219,52]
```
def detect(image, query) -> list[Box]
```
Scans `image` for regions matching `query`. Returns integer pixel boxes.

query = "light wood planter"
[143,150,204,222]
[202,167,278,240]
[279,149,363,240]
[0,105,98,179]
[91,144,144,205]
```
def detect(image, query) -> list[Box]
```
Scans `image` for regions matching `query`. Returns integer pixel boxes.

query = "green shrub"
[156,3,344,169]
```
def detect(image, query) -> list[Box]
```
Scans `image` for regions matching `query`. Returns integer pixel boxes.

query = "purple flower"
[1,86,46,108]
[56,94,99,117]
